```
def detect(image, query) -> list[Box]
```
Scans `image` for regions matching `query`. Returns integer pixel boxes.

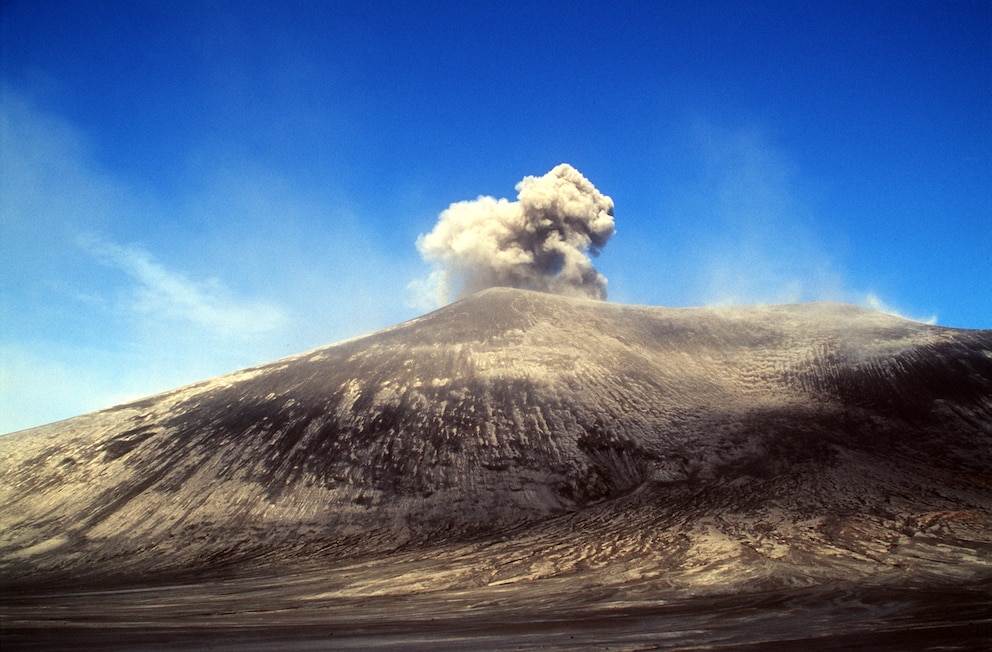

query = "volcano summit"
[2,288,991,649]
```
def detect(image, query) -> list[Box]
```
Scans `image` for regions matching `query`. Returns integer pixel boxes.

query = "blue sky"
[1,0,990,433]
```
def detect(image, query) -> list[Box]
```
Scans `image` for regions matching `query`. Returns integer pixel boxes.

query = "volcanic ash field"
[2,288,991,649]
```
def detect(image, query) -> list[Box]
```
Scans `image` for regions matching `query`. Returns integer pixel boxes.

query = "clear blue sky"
[2,0,990,433]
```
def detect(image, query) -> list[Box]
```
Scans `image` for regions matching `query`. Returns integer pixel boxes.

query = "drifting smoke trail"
[417,164,615,304]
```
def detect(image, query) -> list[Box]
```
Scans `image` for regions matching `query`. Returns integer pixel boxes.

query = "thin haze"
[0,1,989,433]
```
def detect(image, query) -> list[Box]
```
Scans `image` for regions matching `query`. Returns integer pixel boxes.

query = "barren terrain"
[2,288,990,649]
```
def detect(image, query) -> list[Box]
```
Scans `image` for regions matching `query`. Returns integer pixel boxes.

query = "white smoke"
[416,164,615,305]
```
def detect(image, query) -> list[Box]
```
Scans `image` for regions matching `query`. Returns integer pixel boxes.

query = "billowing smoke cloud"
[416,164,615,304]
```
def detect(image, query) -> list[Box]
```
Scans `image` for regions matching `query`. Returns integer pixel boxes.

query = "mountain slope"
[1,287,990,596]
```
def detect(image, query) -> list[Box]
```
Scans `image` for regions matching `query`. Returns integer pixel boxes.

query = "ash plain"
[2,288,991,649]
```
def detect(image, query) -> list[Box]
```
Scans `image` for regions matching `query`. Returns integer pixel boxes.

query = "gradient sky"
[2,0,990,434]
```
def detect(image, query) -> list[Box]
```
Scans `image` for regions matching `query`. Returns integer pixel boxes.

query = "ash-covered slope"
[1,287,991,591]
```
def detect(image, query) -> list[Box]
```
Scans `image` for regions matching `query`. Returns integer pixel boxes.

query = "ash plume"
[417,164,615,304]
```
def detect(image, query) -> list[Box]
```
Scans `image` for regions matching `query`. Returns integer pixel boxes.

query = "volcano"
[2,288,991,649]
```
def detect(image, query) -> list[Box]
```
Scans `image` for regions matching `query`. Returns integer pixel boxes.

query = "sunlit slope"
[1,287,990,589]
